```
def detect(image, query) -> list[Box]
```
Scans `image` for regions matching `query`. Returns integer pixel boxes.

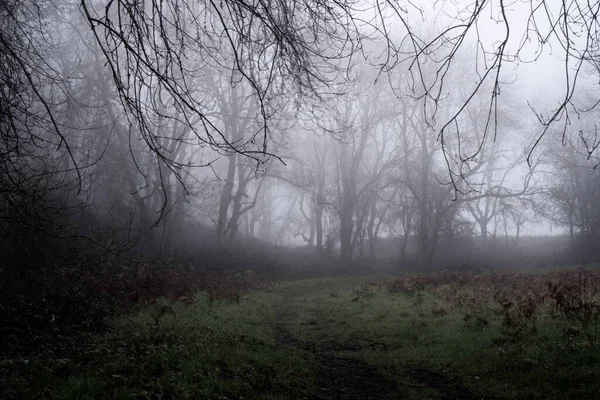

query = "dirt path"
[271,279,482,400]
[273,319,399,399]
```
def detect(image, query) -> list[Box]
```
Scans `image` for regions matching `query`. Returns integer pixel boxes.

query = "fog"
[5,1,600,397]
[2,0,599,273]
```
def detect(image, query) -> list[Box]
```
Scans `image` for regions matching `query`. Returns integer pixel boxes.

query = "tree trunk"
[315,202,324,253]
[340,209,354,262]
[479,218,489,246]
[400,233,409,264]
[217,154,236,248]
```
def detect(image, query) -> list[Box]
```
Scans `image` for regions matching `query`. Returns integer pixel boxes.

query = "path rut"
[272,283,482,400]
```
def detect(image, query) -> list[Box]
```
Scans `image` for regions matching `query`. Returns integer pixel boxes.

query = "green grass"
[4,274,600,399]
[272,277,600,399]
[1,291,319,399]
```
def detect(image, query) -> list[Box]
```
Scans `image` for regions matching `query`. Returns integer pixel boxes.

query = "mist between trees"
[2,0,600,276]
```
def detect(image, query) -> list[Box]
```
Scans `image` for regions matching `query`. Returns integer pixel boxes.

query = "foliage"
[0,247,377,359]
[283,272,600,399]
[384,267,600,336]
[1,291,318,399]
[0,253,278,358]
[6,269,600,398]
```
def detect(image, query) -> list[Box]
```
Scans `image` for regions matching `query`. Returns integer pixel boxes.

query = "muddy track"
[273,322,400,399]
[404,368,482,400]
[275,320,482,399]
[272,296,483,400]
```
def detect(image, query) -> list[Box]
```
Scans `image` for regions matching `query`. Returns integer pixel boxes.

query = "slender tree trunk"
[308,214,315,246]
[569,211,575,248]
[515,223,522,247]
[340,208,354,261]
[400,233,409,263]
[227,164,253,248]
[339,141,355,262]
[479,218,489,247]
[367,198,377,259]
[315,202,324,252]
[217,154,236,248]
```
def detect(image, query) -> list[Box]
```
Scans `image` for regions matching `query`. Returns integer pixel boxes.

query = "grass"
[1,291,320,399]
[274,276,600,399]
[4,272,600,399]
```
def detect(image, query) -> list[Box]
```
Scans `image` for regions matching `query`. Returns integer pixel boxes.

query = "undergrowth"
[5,267,600,399]
[0,291,318,399]
[275,270,600,399]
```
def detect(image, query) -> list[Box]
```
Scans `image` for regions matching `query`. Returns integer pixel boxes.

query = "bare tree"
[546,136,600,255]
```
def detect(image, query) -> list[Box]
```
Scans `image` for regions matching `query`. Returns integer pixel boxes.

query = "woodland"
[3,0,600,398]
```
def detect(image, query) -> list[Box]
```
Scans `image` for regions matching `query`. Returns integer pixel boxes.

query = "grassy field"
[3,269,600,399]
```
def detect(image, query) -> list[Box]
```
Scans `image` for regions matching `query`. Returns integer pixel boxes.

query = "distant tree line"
[1,0,600,273]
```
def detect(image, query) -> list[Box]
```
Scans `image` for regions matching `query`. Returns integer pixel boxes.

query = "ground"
[271,278,478,399]
[3,271,600,399]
